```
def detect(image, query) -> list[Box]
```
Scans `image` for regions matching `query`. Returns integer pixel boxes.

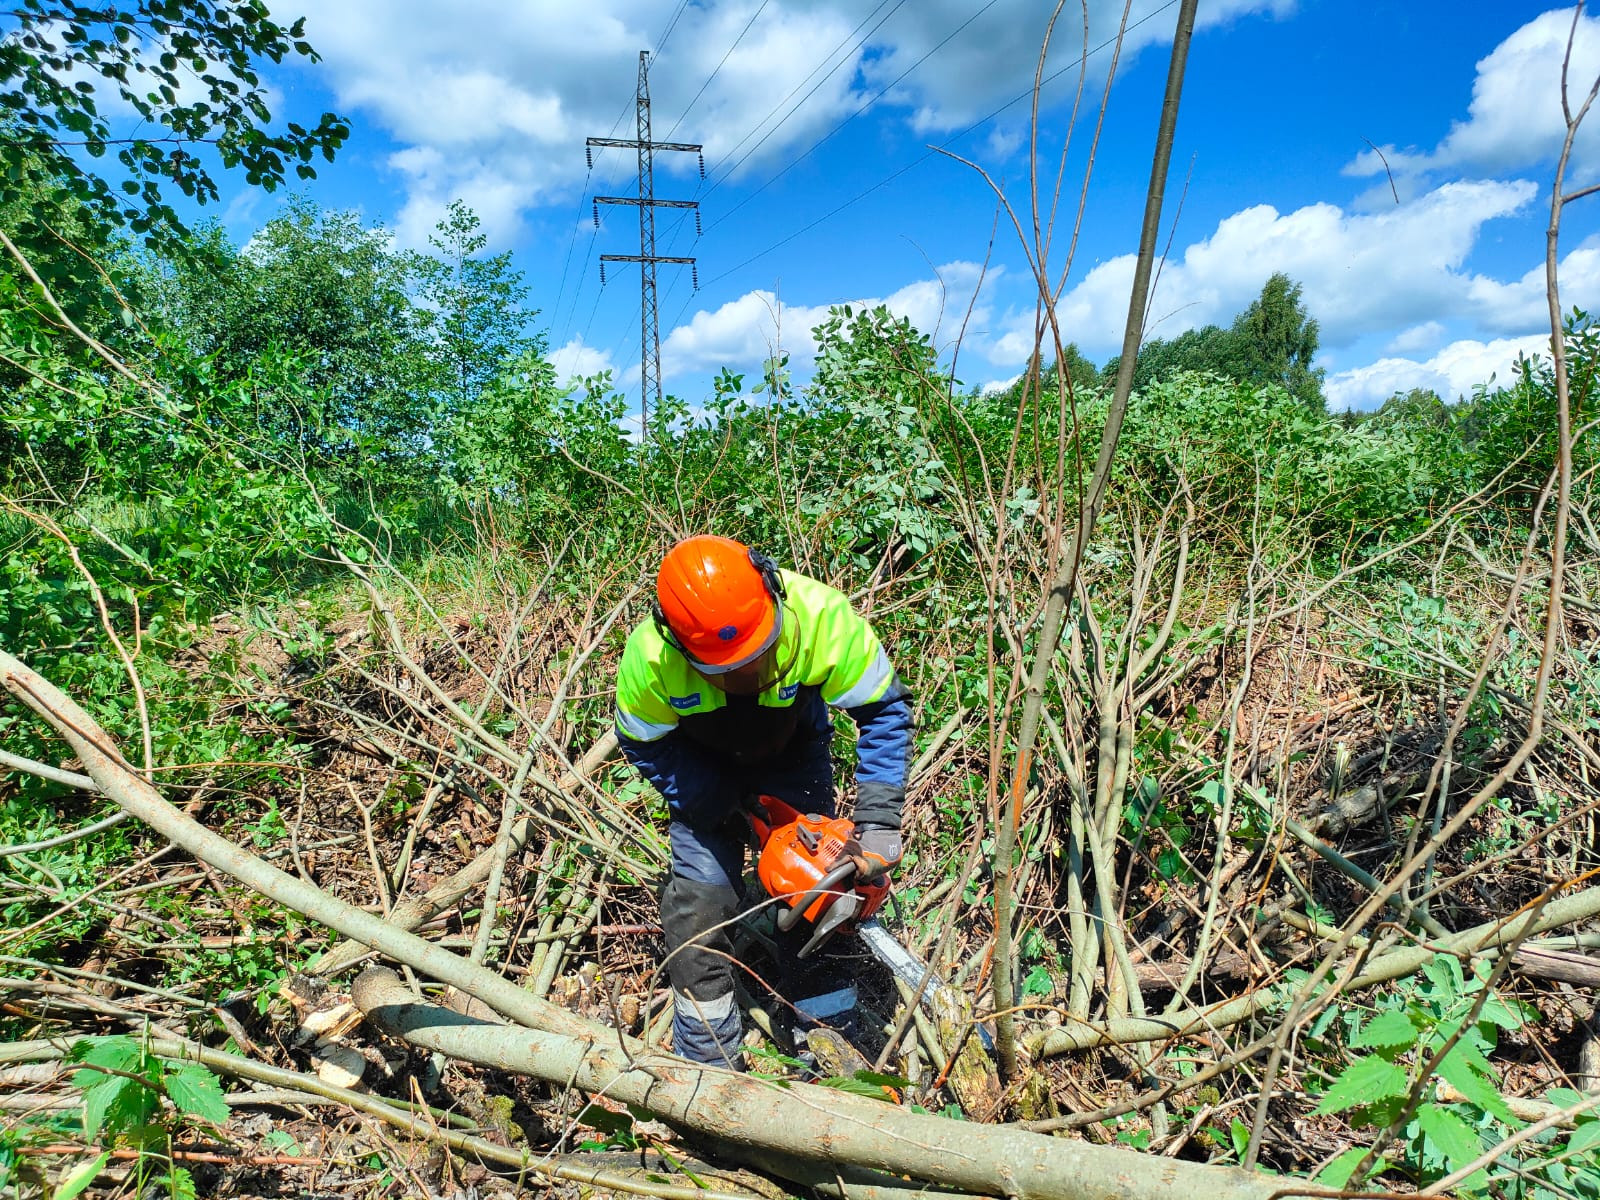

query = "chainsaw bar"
[855,919,994,1051]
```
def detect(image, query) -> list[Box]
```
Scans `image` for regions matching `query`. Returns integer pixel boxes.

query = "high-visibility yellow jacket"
[615,569,910,829]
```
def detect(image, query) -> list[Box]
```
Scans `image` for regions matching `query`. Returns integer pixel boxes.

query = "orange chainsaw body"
[749,795,888,930]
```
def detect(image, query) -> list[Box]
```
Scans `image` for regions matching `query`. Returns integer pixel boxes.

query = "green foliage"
[1104,273,1324,408]
[1456,309,1599,504]
[418,199,539,425]
[0,1,348,246]
[65,1035,228,1198]
[1109,371,1439,547]
[1126,771,1271,882]
[1310,957,1598,1197]
[797,304,955,566]
[137,200,441,488]
[1230,273,1324,408]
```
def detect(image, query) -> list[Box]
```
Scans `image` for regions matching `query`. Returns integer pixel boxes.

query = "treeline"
[2,180,1590,626]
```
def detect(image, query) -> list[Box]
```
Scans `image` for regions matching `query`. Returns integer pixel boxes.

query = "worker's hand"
[844,824,902,880]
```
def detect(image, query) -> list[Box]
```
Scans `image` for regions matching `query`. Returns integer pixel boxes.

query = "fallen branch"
[308,729,622,978]
[353,966,1295,1200]
[0,646,608,1042]
[1030,880,1600,1057]
[0,1036,763,1200]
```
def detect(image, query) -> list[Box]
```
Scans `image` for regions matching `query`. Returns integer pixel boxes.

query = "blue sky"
[215,0,1600,413]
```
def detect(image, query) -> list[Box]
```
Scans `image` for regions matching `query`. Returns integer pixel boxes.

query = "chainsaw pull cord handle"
[775,858,859,933]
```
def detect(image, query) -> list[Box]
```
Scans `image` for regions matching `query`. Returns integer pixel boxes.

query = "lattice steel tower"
[587,50,703,442]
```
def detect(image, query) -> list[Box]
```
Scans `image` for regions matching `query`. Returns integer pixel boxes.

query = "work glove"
[844,824,902,880]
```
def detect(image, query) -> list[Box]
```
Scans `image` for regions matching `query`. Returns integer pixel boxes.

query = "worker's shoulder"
[619,618,672,674]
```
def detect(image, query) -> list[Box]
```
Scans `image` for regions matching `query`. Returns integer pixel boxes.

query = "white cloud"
[1324,333,1552,411]
[659,260,997,380]
[1384,321,1446,355]
[858,0,1293,134]
[1464,237,1600,329]
[295,0,1292,247]
[1346,8,1600,184]
[550,336,615,384]
[981,371,1023,395]
[1037,180,1544,359]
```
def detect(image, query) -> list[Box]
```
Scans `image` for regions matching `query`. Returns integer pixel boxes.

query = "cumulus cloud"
[859,0,1292,134]
[1384,321,1447,355]
[550,336,616,384]
[981,371,1023,395]
[295,0,1289,247]
[1031,179,1546,361]
[1346,8,1600,184]
[659,259,997,380]
[1324,333,1552,411]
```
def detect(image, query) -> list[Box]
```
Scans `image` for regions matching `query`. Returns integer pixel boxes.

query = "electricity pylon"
[587,50,703,443]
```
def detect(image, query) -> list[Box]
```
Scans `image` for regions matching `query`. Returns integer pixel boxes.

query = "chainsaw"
[743,794,975,1039]
[745,793,889,959]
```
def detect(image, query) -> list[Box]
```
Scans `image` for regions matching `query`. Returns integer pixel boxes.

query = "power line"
[601,0,895,388]
[699,0,906,198]
[653,0,694,60]
[653,0,995,327]
[703,0,1002,237]
[651,0,907,271]
[664,0,772,141]
[696,0,1182,293]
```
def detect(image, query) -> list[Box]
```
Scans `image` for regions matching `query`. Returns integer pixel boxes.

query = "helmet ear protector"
[652,545,786,660]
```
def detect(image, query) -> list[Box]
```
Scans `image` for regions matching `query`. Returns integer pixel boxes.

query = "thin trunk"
[991,0,1200,1077]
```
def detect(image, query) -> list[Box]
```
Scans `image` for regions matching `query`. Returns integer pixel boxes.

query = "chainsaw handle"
[776,858,858,933]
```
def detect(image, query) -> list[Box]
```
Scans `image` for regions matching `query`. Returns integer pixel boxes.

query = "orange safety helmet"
[654,535,784,672]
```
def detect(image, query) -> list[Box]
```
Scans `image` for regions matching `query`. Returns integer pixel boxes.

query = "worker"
[614,534,911,1067]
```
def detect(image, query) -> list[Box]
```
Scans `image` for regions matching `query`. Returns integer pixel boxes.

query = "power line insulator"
[592,202,600,228]
[694,209,702,238]
[691,265,699,291]
[697,152,705,179]
[599,262,607,286]
[586,146,593,171]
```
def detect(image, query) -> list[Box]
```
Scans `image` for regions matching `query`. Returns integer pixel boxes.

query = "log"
[1131,945,1600,993]
[1510,946,1600,989]
[352,967,1286,1200]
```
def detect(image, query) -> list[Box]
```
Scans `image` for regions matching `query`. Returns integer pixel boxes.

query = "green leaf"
[1417,1106,1485,1187]
[263,1129,302,1154]
[1314,1147,1368,1189]
[81,1075,156,1139]
[575,1104,633,1136]
[1567,1120,1600,1157]
[818,1076,898,1101]
[154,1165,198,1200]
[1317,1055,1409,1115]
[53,1151,109,1200]
[69,1036,142,1079]
[1545,1087,1587,1110]
[1229,1118,1250,1160]
[165,1064,229,1125]
[1476,992,1528,1032]
[1353,1008,1418,1050]
[851,1070,911,1089]
[1435,1049,1514,1124]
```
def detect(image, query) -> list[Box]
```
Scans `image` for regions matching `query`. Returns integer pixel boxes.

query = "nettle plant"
[1310,956,1600,1197]
[64,1035,231,1200]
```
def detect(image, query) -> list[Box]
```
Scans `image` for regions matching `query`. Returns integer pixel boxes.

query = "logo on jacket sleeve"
[778,683,799,700]
[669,692,703,710]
